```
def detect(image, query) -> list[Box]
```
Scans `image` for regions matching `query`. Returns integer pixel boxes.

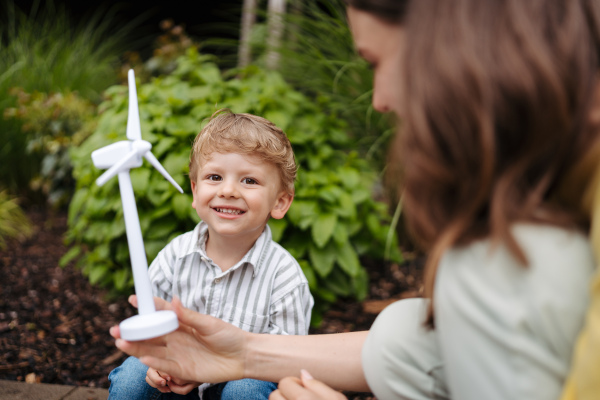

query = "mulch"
[0,205,423,399]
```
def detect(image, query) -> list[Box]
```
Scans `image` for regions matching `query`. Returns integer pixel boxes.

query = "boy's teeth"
[216,208,243,215]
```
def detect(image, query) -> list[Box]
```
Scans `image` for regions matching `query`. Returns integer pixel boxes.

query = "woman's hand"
[270,370,348,400]
[110,296,248,385]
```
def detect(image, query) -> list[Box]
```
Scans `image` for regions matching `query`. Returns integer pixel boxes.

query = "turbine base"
[119,310,178,341]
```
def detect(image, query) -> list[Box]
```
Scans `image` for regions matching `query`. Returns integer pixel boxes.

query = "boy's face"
[191,152,293,242]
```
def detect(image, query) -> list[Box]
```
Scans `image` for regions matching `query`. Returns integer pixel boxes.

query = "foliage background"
[65,49,401,324]
[1,0,404,325]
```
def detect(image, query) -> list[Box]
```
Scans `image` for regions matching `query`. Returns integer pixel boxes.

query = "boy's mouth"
[213,207,245,215]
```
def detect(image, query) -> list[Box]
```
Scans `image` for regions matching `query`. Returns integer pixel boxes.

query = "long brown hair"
[352,0,600,326]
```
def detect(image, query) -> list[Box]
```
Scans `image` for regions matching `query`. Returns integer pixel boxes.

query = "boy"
[108,109,314,400]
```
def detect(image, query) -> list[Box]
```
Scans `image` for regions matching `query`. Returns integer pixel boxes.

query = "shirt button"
[215,278,221,283]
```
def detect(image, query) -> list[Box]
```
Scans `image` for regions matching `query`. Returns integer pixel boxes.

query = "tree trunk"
[238,0,257,69]
[266,0,286,70]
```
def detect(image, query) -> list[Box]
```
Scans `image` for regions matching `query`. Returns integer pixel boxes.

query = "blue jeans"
[109,356,276,400]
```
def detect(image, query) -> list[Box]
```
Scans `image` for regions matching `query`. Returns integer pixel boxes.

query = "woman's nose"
[372,86,391,113]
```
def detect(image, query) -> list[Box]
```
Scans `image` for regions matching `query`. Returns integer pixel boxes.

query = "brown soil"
[0,206,423,399]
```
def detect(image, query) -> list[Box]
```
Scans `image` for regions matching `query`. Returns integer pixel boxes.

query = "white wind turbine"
[92,69,182,341]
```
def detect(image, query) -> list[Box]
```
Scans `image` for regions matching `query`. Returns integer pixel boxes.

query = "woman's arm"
[113,296,369,392]
[246,327,368,391]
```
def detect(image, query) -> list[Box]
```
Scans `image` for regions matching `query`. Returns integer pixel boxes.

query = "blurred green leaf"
[311,213,337,249]
[336,241,360,277]
[268,218,288,243]
[309,242,336,278]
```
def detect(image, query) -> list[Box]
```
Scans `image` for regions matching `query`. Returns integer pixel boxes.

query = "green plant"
[0,0,141,193]
[0,190,33,249]
[281,1,397,165]
[4,89,96,208]
[65,49,401,323]
[209,0,395,165]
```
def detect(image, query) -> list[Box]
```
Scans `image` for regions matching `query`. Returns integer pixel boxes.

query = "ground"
[0,206,423,399]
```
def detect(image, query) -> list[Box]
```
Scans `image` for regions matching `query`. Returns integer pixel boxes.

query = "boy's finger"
[157,371,172,382]
[146,373,167,389]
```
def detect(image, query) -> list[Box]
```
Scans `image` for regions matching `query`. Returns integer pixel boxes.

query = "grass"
[276,0,395,164]
[0,0,145,193]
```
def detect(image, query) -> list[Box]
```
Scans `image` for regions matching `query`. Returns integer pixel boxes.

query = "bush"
[65,48,401,324]
[0,0,140,194]
[4,89,96,208]
[0,190,32,249]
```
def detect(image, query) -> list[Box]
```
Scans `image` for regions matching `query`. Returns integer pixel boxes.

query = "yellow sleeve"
[560,157,600,400]
[560,271,600,400]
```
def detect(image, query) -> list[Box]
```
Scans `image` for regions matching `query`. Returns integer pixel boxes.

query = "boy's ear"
[190,180,197,209]
[270,191,294,220]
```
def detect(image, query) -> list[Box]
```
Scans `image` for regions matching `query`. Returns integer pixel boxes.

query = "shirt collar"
[183,221,273,276]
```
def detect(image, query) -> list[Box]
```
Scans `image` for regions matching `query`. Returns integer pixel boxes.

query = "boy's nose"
[218,180,240,198]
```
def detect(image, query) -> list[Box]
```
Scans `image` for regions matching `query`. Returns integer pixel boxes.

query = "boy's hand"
[165,376,203,395]
[146,367,201,395]
[145,367,172,393]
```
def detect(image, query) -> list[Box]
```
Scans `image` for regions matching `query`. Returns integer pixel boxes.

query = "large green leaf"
[311,213,337,248]
[323,268,351,296]
[336,241,360,277]
[308,242,336,278]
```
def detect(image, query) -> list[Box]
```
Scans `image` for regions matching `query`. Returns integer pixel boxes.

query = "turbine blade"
[96,150,138,186]
[144,152,184,193]
[126,69,142,141]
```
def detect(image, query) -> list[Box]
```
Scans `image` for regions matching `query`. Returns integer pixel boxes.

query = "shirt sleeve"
[268,283,313,335]
[148,241,177,302]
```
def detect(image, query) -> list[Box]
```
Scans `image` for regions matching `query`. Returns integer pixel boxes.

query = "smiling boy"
[108,109,314,400]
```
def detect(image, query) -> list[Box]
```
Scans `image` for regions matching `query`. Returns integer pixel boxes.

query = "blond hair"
[189,109,297,194]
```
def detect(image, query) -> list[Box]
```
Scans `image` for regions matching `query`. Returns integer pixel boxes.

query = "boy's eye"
[242,177,258,185]
[207,175,222,181]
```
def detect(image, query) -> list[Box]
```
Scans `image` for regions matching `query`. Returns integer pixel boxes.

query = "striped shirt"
[148,221,314,336]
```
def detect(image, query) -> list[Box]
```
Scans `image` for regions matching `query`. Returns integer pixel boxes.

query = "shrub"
[0,190,33,249]
[0,0,140,193]
[4,89,95,208]
[65,48,401,323]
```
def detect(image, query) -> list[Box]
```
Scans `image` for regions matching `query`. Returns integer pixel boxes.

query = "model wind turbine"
[92,69,182,341]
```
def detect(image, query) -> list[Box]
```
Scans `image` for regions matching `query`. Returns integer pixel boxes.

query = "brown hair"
[354,0,600,326]
[189,109,297,194]
[344,0,408,24]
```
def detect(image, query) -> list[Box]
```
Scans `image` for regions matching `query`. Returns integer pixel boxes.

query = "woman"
[112,0,600,399]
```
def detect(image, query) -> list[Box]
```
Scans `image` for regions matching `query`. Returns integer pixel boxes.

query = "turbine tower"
[91,69,181,341]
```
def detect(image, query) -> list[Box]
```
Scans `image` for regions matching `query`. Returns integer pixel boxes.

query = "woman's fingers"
[114,337,168,360]
[109,325,120,339]
[273,372,348,400]
[271,377,304,399]
[172,297,204,331]
[127,295,173,311]
[114,298,247,384]
[301,372,347,400]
